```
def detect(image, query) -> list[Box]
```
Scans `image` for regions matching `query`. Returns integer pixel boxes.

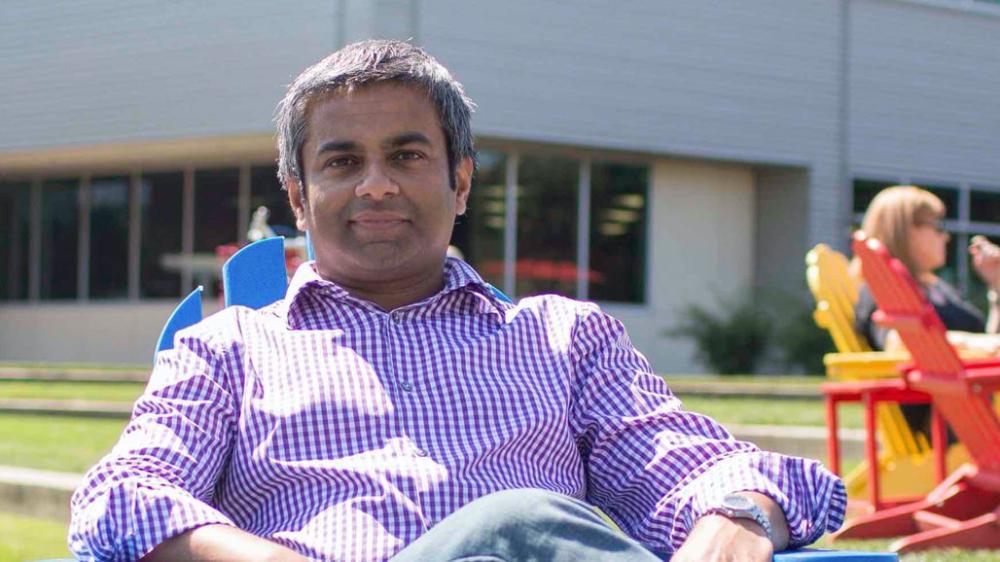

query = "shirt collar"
[282,257,509,325]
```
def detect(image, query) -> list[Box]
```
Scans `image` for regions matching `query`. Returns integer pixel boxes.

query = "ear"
[454,156,474,216]
[286,176,310,232]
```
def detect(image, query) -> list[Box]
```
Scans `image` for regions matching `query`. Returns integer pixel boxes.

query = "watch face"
[722,494,754,511]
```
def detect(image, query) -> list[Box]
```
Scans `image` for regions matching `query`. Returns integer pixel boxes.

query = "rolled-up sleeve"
[69,326,241,561]
[569,307,846,554]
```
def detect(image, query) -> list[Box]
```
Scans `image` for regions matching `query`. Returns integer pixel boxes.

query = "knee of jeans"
[472,488,589,525]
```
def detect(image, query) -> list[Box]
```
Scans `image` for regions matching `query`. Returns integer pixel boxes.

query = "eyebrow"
[314,132,434,157]
[384,132,432,149]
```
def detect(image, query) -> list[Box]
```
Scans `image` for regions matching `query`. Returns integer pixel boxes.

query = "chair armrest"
[823,351,910,380]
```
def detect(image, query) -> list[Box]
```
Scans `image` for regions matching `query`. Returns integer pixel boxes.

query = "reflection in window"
[251,166,299,238]
[516,155,578,297]
[195,169,239,296]
[450,150,505,288]
[970,190,1000,223]
[40,178,79,299]
[90,176,130,299]
[0,182,30,300]
[589,163,647,303]
[195,169,240,253]
[140,172,183,298]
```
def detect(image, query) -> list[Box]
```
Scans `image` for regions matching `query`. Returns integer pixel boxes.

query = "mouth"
[349,212,409,231]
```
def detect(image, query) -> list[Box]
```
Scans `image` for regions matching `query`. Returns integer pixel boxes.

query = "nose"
[355,162,399,200]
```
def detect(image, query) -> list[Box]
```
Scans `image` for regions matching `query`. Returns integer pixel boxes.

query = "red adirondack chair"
[831,231,1000,553]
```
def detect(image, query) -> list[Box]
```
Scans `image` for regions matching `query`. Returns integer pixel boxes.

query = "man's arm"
[69,317,255,561]
[141,525,308,562]
[568,306,846,559]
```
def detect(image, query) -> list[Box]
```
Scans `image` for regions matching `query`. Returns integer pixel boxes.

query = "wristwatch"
[704,493,774,543]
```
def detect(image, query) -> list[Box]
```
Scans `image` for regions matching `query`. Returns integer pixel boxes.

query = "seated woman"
[853,184,1000,437]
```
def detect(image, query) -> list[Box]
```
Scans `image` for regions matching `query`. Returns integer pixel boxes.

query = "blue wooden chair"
[155,237,897,562]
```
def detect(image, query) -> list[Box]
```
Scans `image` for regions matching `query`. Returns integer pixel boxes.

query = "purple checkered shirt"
[70,258,846,561]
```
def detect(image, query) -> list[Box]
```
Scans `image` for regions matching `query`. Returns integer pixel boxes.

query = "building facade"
[2,0,1000,372]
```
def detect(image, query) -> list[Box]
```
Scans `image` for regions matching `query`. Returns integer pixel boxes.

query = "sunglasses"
[915,219,947,234]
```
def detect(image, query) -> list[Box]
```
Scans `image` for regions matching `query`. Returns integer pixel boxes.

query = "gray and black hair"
[275,39,477,191]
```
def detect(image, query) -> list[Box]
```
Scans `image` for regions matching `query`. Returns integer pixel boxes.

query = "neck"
[317,261,447,312]
[917,271,938,286]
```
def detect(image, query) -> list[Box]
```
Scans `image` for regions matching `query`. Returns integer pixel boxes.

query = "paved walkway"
[0,367,147,382]
[0,398,132,417]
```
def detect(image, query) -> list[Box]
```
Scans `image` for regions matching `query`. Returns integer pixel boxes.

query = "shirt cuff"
[70,476,236,562]
[663,450,847,551]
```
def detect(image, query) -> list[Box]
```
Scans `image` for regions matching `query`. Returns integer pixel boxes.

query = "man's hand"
[140,524,310,562]
[672,492,789,562]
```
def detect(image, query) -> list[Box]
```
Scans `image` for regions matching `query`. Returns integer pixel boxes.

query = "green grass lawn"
[678,395,864,429]
[0,380,145,402]
[0,511,72,562]
[0,414,127,473]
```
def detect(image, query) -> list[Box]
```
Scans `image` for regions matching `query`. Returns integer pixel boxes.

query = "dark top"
[855,279,986,351]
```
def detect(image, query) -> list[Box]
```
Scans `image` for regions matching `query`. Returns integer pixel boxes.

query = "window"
[194,169,239,296]
[0,182,30,300]
[40,178,79,299]
[922,184,959,220]
[589,163,647,303]
[194,169,240,253]
[516,155,579,297]
[970,190,1000,224]
[140,172,183,298]
[89,176,130,299]
[251,165,299,238]
[450,150,506,289]
[852,179,895,214]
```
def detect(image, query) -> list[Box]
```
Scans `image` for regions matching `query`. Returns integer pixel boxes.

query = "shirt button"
[399,381,414,392]
[415,448,428,457]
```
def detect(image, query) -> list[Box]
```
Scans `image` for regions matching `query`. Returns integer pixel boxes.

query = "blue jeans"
[390,488,667,561]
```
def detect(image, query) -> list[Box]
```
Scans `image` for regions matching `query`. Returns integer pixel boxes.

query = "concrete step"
[0,398,132,417]
[670,380,821,399]
[0,367,147,382]
[0,465,80,523]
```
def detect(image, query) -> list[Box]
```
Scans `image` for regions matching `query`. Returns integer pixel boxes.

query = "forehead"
[304,82,444,144]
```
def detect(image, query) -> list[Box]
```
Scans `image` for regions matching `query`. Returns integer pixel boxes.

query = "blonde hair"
[853,185,946,280]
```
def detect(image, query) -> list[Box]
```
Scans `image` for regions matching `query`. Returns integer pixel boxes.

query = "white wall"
[606,158,756,374]
[0,301,220,365]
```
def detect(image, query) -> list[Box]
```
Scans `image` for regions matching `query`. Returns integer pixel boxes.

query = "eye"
[392,150,423,162]
[325,155,358,169]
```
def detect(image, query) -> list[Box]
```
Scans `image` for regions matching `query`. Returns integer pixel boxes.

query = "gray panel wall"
[850,0,1000,185]
[417,0,846,252]
[755,167,811,296]
[419,0,842,164]
[0,0,339,151]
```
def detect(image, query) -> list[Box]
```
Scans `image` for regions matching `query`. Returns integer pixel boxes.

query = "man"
[70,40,845,561]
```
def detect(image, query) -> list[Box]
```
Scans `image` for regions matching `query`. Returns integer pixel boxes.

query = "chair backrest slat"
[806,244,871,353]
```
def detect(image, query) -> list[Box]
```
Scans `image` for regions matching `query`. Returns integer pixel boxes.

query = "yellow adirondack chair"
[806,244,969,506]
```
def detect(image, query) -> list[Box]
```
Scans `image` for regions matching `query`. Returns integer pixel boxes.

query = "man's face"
[289,82,472,286]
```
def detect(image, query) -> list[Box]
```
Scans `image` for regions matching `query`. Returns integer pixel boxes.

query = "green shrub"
[773,302,834,375]
[666,293,773,375]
